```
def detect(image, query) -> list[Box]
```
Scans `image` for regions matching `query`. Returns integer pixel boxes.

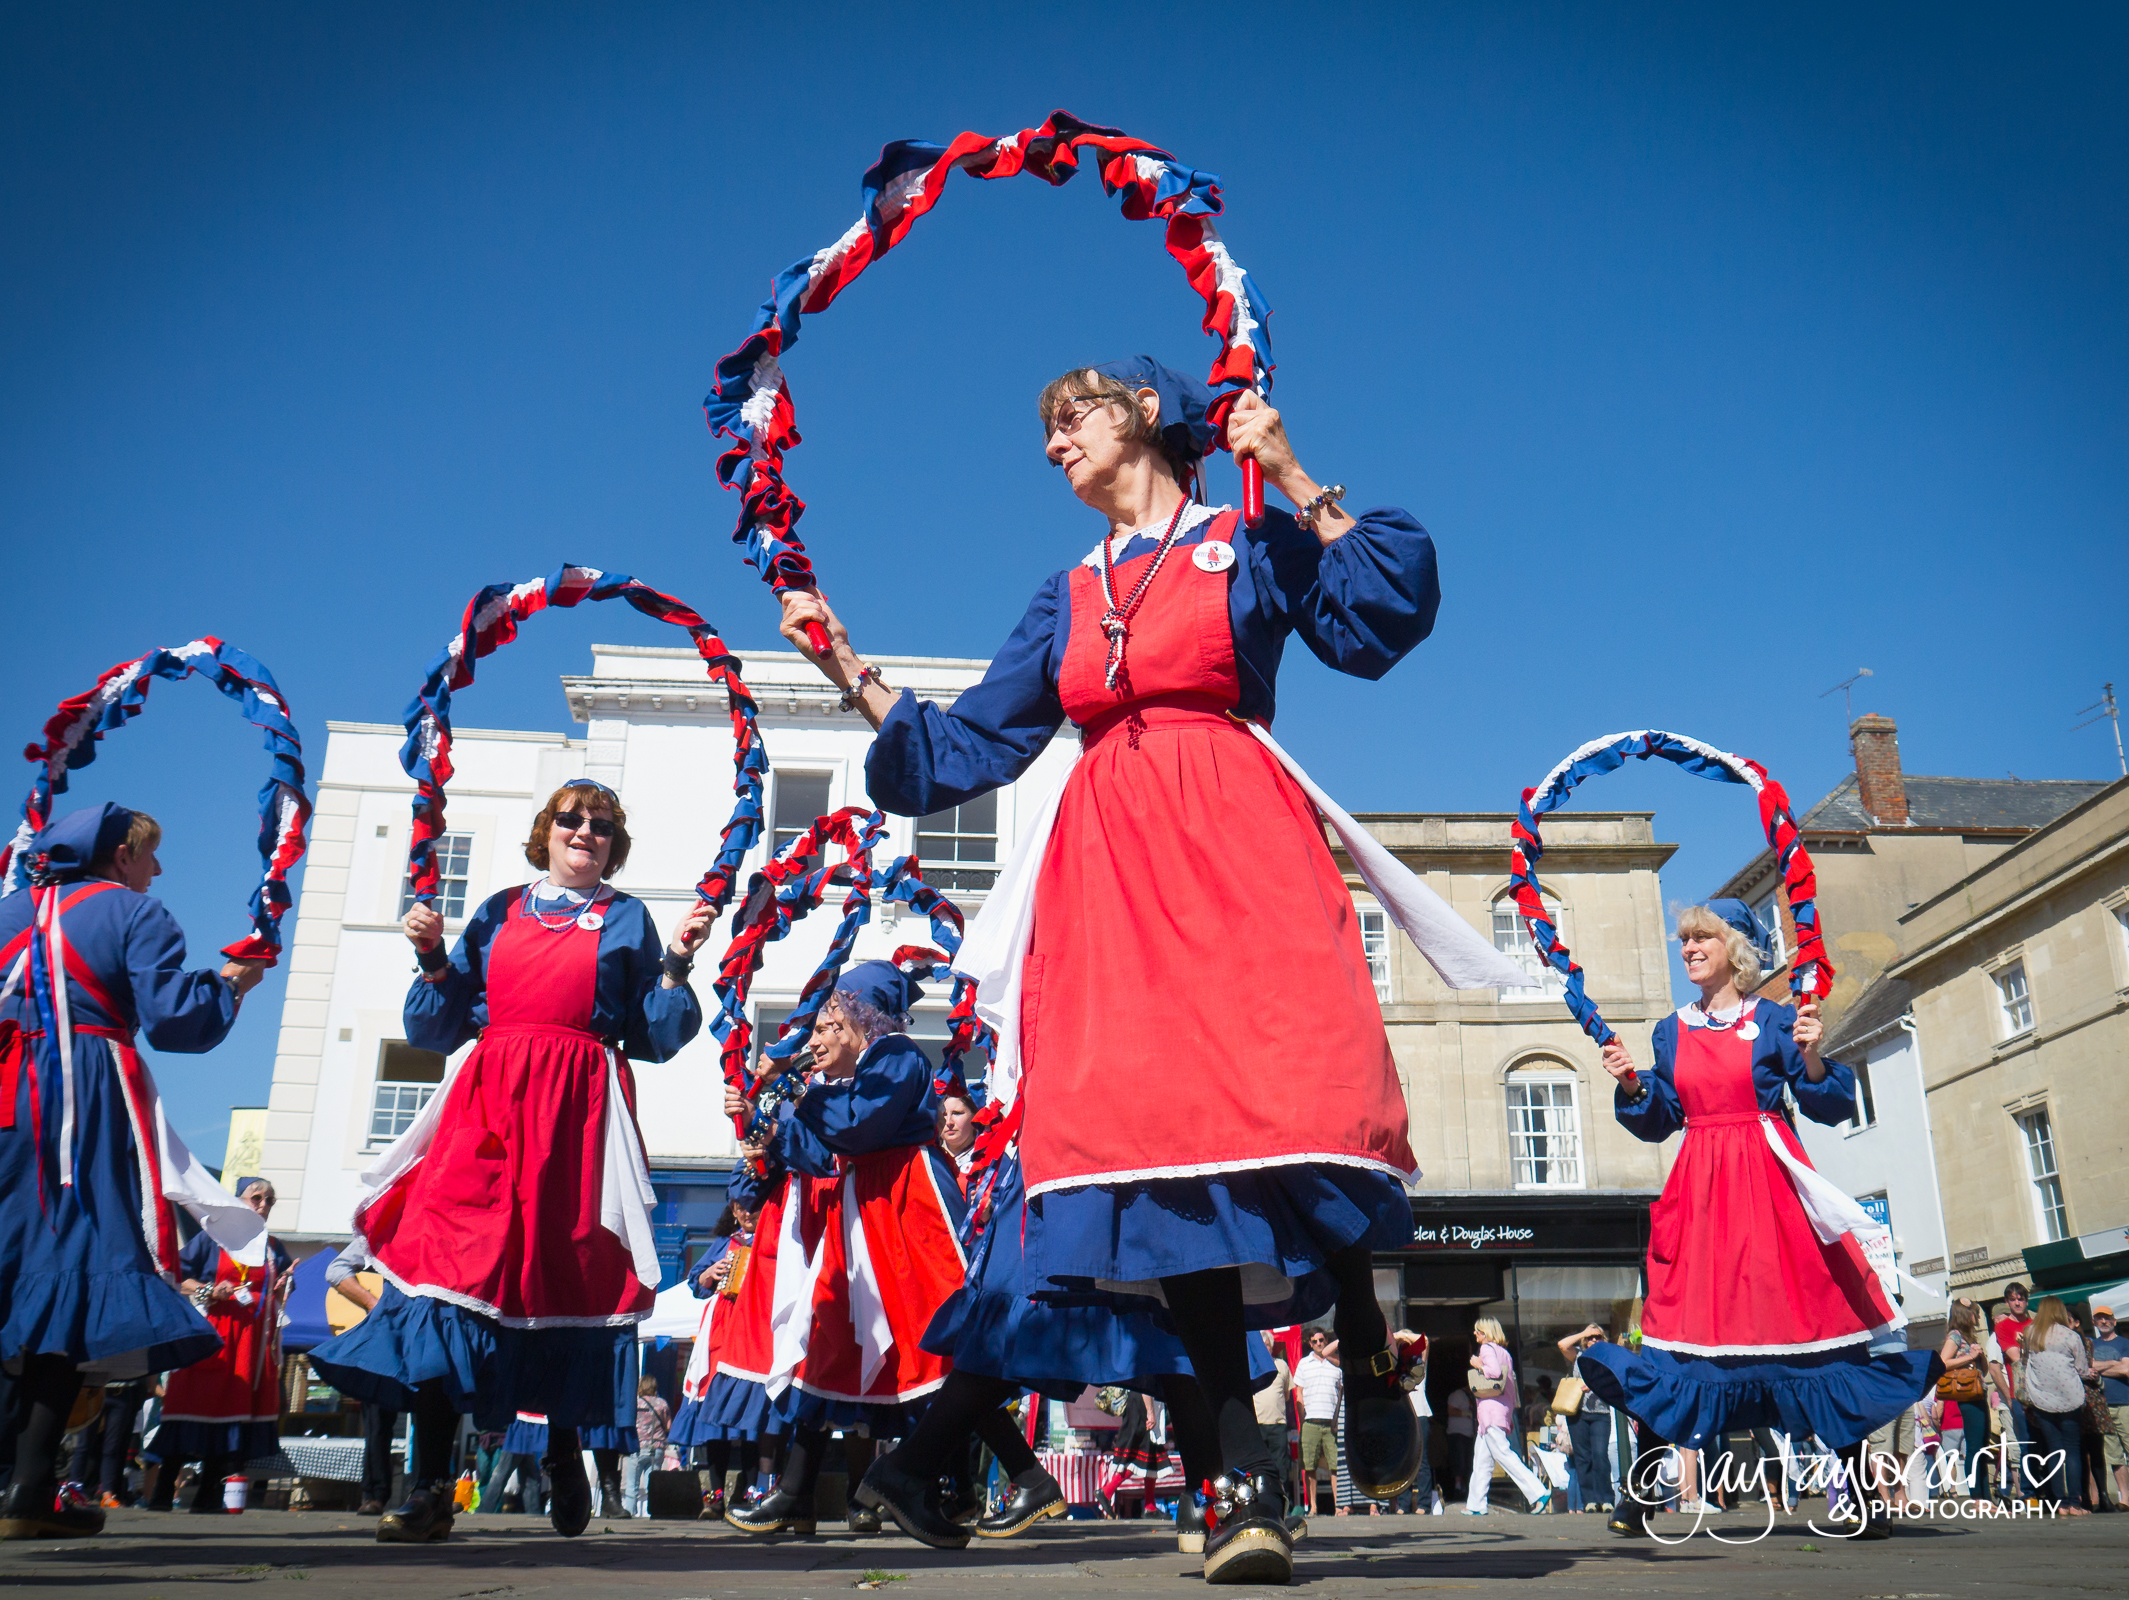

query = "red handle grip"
[1241,457,1265,528]
[802,619,833,657]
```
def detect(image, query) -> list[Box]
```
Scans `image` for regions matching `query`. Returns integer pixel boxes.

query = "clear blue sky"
[4,3,2123,1158]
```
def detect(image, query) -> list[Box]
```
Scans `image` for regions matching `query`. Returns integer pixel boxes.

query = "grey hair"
[833,989,910,1045]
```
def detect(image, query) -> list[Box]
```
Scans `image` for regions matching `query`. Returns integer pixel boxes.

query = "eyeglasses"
[1047,396,1115,438]
[553,811,616,839]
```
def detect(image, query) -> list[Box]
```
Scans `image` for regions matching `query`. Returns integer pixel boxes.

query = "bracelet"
[839,663,889,713]
[661,950,695,983]
[416,943,448,974]
[1294,482,1346,532]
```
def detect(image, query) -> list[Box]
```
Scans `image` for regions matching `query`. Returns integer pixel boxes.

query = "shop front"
[1382,1192,1656,1426]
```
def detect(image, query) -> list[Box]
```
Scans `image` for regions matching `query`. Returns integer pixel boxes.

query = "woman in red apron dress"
[1579,902,1941,1540]
[153,1178,293,1510]
[309,781,710,1545]
[0,804,268,1542]
[665,1195,758,1520]
[775,358,1473,1583]
[709,961,969,1536]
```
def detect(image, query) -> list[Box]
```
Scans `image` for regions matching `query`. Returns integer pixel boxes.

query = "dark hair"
[1037,367,1197,486]
[2005,1282,2028,1298]
[524,782,630,877]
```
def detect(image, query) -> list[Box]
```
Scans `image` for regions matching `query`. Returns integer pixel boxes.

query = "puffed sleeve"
[1614,1018,1685,1141]
[178,1230,218,1283]
[771,1040,934,1172]
[690,1235,733,1298]
[403,891,509,1055]
[865,571,1068,816]
[123,897,238,1054]
[615,898,701,1063]
[1243,507,1440,682]
[1763,1004,1858,1125]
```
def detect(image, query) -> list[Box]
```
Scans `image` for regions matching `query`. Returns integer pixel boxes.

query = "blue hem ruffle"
[152,1419,279,1462]
[1578,1341,1944,1451]
[694,1371,930,1439]
[666,1397,729,1446]
[2,1267,220,1374]
[307,1285,638,1432]
[499,1417,639,1455]
[1026,1162,1413,1327]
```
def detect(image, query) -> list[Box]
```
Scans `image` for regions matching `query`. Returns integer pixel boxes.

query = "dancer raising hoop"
[778,357,1500,1583]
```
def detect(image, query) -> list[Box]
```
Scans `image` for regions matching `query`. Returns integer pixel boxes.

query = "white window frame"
[1492,896,1565,1003]
[1505,1068,1585,1191]
[914,792,1002,894]
[769,771,837,859]
[1995,961,2034,1038]
[1752,888,1787,969]
[1357,906,1392,1003]
[1848,1056,1877,1131]
[397,831,474,922]
[366,1041,445,1148]
[2016,1106,2068,1242]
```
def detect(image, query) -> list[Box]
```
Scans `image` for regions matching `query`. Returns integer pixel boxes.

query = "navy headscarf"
[1706,898,1777,975]
[31,804,135,884]
[836,959,923,1022]
[1088,356,1219,464]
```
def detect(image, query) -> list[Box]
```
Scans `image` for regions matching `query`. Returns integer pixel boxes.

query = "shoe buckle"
[1367,1347,1397,1378]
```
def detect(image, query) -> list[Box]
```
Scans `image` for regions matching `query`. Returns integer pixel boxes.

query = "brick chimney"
[1851,714,1908,825]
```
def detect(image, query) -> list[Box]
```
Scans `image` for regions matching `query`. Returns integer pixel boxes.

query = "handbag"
[1470,1373,1505,1399]
[1550,1374,1587,1416]
[2085,1377,2120,1440]
[1937,1364,1985,1403]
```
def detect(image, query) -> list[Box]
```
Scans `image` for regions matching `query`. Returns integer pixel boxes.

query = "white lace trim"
[369,1260,649,1329]
[706,1363,950,1408]
[1638,1329,1874,1357]
[1023,1147,1416,1201]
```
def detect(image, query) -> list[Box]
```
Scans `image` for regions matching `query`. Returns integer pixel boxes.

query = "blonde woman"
[2020,1297,2093,1513]
[1582,902,1939,1539]
[1462,1318,1550,1515]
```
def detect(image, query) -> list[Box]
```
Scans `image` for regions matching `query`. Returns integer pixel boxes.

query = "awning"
[279,1247,340,1352]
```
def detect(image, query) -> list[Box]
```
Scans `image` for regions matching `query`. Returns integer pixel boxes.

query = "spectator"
[2091,1304,2129,1507]
[1556,1323,1615,1513]
[1937,1300,1992,1501]
[2021,1296,2092,1514]
[1994,1283,2036,1502]
[1461,1317,1548,1515]
[936,1090,978,1185]
[1525,1377,1556,1436]
[625,1378,670,1518]
[1443,1384,1476,1501]
[1293,1329,1343,1515]
[324,1237,398,1516]
[1252,1332,1294,1503]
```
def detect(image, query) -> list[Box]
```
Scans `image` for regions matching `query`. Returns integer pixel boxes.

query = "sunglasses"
[553,811,616,839]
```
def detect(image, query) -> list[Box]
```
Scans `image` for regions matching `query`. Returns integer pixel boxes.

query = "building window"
[1358,908,1392,1002]
[1996,962,2033,1036]
[368,1041,446,1145]
[1493,898,1564,1002]
[2017,1107,2068,1242]
[771,772,835,862]
[915,791,999,893]
[1752,889,1786,968]
[1506,1068,1584,1190]
[397,832,472,921]
[2114,904,2129,968]
[1850,1058,1877,1130]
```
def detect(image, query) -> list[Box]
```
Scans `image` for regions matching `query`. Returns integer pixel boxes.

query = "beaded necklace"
[1096,498,1191,691]
[521,879,611,934]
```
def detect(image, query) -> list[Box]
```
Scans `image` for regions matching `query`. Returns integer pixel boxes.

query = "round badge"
[1736,1021,1759,1041]
[1193,540,1236,572]
[576,911,605,932]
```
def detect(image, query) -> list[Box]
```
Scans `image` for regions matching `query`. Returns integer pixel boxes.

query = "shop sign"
[1409,1221,1540,1250]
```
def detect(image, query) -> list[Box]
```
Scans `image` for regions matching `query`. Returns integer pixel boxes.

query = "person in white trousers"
[1462,1318,1549,1515]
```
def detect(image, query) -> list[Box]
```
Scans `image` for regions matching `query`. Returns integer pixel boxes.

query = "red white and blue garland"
[1,640,311,962]
[399,564,765,915]
[704,109,1274,609]
[1510,730,1834,1046]
[710,804,990,1152]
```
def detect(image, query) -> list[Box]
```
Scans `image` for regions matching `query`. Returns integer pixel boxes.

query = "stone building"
[256,643,1679,1403]
[1885,777,2129,1311]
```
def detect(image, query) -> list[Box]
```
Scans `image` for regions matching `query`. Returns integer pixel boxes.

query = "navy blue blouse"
[762,1035,947,1178]
[865,505,1441,816]
[403,883,701,1061]
[0,885,236,1052]
[1614,1002,1858,1142]
[178,1229,294,1283]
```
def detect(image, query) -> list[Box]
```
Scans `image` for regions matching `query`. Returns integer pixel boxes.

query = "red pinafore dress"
[160,1246,282,1435]
[1639,1013,1898,1355]
[1016,510,1415,1198]
[357,888,655,1325]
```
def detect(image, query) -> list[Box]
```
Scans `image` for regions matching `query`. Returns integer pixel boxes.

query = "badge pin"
[576,911,605,932]
[1736,1021,1759,1041]
[1193,540,1236,572]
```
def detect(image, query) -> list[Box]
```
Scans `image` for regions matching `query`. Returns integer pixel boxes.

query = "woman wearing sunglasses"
[311,780,712,1545]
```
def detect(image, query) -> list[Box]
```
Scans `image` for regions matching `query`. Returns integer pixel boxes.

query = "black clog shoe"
[1202,1471,1293,1586]
[974,1474,1065,1539]
[1176,1493,1207,1554]
[1342,1347,1423,1500]
[851,1453,970,1549]
[724,1486,817,1536]
[376,1484,454,1544]
[546,1452,593,1538]
[0,1480,105,1542]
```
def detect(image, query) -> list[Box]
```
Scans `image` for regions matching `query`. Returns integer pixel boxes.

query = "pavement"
[4,1505,2126,1598]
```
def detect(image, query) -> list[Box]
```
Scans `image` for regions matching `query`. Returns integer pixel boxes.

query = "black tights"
[774,1426,830,1500]
[893,1371,1043,1485]
[411,1382,460,1485]
[9,1354,83,1491]
[1162,1242,1384,1482]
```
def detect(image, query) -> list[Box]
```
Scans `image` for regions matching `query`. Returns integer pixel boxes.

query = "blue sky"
[4,2,2124,1157]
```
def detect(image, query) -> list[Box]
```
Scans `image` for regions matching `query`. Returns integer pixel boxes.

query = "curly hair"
[524,782,631,878]
[1037,367,1197,486]
[832,988,910,1045]
[1675,904,1762,994]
